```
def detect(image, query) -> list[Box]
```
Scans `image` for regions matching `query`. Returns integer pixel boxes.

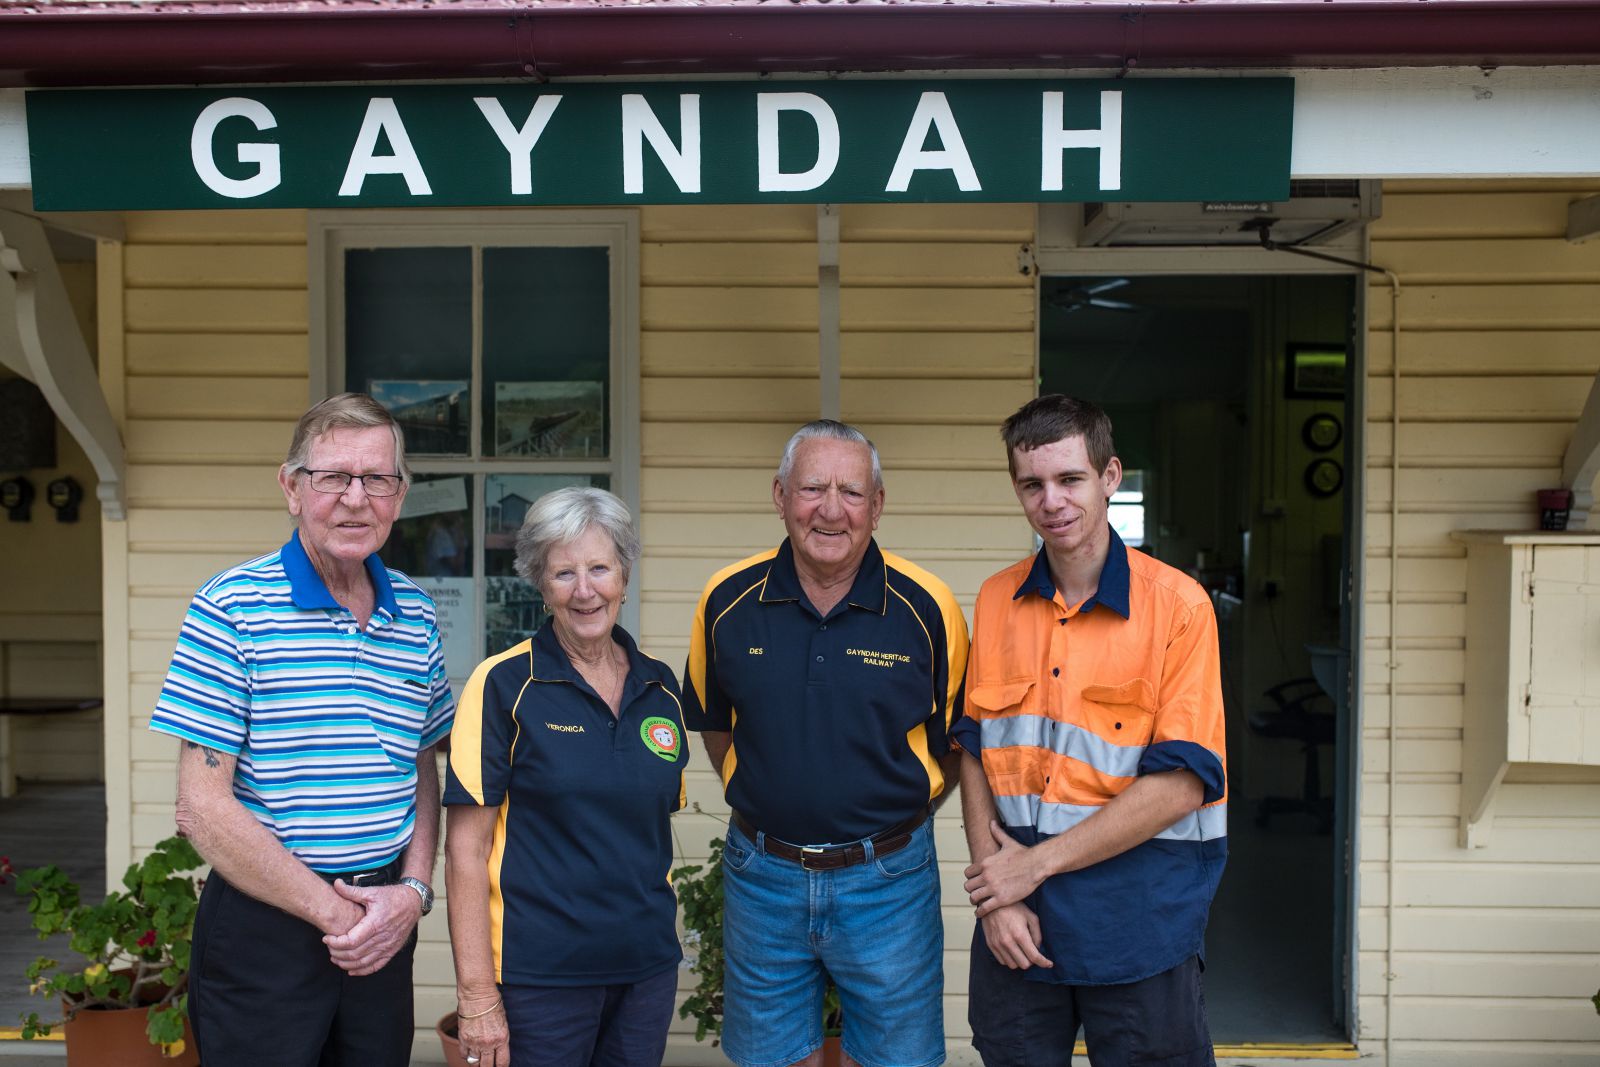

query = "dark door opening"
[1040,273,1357,1043]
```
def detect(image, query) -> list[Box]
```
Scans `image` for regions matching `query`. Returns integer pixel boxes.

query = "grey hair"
[776,419,883,491]
[284,392,411,484]
[513,486,641,588]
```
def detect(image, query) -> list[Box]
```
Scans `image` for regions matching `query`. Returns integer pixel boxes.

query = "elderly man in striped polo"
[151,393,454,1067]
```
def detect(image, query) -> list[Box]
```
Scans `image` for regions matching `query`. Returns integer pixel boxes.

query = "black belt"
[733,810,928,872]
[315,859,401,887]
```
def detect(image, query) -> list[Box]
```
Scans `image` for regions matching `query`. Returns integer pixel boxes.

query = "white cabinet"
[1454,532,1600,847]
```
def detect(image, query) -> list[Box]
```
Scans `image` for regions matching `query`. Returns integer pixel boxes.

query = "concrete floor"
[1206,806,1346,1043]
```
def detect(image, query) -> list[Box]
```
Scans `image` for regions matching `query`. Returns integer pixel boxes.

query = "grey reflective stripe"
[1036,801,1099,836]
[979,715,1146,778]
[994,792,1041,829]
[1154,802,1229,842]
[1001,799,1229,841]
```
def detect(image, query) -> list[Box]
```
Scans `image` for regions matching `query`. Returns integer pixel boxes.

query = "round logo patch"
[640,716,681,762]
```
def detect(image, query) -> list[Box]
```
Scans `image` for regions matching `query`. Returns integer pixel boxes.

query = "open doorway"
[1040,273,1356,1043]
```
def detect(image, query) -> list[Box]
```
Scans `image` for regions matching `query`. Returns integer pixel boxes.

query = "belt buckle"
[348,869,386,887]
[800,846,830,872]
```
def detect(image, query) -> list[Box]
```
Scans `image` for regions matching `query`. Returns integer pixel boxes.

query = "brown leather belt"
[732,809,928,872]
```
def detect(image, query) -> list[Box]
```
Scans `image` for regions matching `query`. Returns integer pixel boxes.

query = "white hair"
[513,487,640,587]
[776,420,883,491]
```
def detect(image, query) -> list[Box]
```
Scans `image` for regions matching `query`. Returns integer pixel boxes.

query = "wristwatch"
[399,876,434,916]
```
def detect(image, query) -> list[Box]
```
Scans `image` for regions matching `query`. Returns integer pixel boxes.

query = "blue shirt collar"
[761,537,888,617]
[281,530,399,618]
[1012,525,1132,619]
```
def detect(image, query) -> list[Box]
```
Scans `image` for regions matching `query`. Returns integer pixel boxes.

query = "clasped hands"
[963,820,1055,972]
[322,879,422,976]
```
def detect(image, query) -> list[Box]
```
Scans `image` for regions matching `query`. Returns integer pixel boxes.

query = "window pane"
[346,247,472,455]
[483,473,610,655]
[390,476,476,686]
[482,247,611,458]
[1110,469,1146,547]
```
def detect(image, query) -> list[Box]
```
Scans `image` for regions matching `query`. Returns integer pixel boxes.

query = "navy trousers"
[188,872,416,1067]
[969,925,1215,1067]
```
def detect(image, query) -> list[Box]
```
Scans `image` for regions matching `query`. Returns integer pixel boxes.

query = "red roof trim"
[3,2,1600,88]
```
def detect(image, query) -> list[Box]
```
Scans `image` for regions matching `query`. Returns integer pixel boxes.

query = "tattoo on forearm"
[184,741,223,768]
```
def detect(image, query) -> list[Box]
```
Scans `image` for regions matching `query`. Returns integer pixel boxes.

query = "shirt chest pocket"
[968,679,1042,719]
[1078,678,1157,746]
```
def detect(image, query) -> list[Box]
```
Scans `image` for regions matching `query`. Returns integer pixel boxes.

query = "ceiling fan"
[1048,277,1139,313]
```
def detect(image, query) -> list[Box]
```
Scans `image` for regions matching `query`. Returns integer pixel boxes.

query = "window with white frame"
[1109,469,1147,548]
[312,213,639,691]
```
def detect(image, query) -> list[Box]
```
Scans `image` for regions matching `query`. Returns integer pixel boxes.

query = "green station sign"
[27,79,1292,210]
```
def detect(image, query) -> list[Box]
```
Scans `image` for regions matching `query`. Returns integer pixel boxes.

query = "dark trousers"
[500,964,678,1067]
[188,872,416,1067]
[969,926,1215,1067]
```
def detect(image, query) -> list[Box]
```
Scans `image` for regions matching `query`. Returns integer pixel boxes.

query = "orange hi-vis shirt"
[950,527,1228,985]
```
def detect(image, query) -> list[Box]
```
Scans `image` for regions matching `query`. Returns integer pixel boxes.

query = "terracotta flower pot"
[62,1003,199,1067]
[820,1035,844,1067]
[437,1012,472,1067]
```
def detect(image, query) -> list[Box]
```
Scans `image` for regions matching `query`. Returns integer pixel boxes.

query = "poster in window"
[370,379,469,454]
[494,380,604,458]
[412,576,476,684]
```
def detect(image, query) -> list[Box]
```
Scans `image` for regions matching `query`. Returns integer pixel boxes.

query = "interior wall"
[0,259,104,787]
[1242,275,1354,803]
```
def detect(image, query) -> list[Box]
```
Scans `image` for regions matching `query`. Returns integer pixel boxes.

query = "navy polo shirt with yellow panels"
[442,622,688,987]
[684,537,969,845]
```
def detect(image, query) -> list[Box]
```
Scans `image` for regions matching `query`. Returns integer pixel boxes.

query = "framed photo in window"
[1285,343,1347,399]
[369,379,469,455]
[493,380,605,458]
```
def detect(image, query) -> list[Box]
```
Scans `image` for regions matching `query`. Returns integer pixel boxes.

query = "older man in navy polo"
[685,419,969,1067]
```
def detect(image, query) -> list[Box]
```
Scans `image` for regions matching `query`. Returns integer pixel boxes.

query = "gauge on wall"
[1301,412,1343,452]
[1305,458,1344,498]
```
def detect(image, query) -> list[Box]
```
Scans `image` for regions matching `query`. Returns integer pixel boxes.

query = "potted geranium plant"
[11,834,203,1064]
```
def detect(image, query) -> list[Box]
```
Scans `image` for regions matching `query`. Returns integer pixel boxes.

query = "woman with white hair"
[443,486,687,1067]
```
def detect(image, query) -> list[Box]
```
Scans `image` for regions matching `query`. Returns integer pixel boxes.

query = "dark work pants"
[188,871,416,1067]
[968,926,1215,1067]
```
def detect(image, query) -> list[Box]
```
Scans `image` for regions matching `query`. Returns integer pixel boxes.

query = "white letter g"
[191,98,281,199]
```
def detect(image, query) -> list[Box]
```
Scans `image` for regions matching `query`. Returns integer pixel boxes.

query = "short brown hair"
[1001,395,1116,477]
[284,392,410,483]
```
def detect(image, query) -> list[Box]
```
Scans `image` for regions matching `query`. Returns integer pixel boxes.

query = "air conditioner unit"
[1078,180,1381,247]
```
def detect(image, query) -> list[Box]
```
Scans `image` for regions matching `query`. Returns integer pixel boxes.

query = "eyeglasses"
[298,469,404,497]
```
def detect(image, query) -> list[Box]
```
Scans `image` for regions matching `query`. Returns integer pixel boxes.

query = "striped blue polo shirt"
[150,531,455,873]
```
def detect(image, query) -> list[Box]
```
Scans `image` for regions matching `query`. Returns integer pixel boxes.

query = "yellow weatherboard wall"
[100,187,1600,1063]
[104,203,1035,1062]
[637,203,1035,1062]
[1361,178,1600,1065]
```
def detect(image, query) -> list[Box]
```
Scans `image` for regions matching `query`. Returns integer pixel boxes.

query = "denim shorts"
[721,817,946,1067]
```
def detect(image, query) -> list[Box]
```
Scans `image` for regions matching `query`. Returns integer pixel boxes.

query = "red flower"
[137,929,157,948]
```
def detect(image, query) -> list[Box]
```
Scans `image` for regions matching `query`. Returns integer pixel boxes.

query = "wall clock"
[1302,412,1342,452]
[1305,458,1344,498]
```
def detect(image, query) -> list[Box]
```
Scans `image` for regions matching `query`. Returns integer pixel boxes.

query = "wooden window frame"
[307,209,643,649]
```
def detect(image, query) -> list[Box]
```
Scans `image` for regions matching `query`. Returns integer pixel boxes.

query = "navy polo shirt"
[442,622,687,987]
[684,538,969,845]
